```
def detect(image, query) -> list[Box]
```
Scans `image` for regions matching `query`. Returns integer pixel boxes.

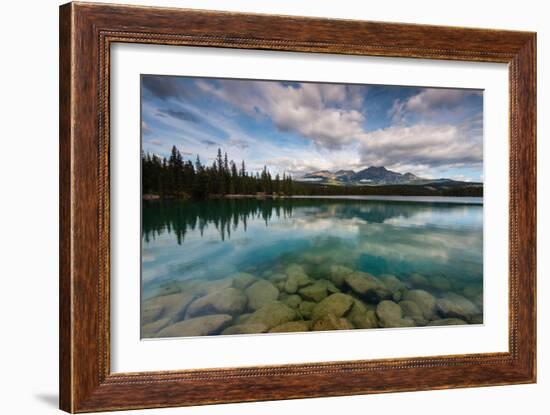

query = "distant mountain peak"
[302,166,432,186]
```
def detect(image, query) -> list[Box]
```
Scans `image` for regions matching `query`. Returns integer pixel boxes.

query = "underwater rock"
[379,275,407,302]
[141,317,172,337]
[221,323,268,335]
[246,302,297,329]
[284,278,298,294]
[379,274,407,293]
[282,294,302,309]
[245,280,279,311]
[402,289,437,320]
[462,283,483,300]
[269,321,311,333]
[185,287,247,318]
[284,267,312,294]
[141,297,168,325]
[392,291,403,302]
[399,300,428,325]
[230,273,257,290]
[436,292,480,322]
[311,293,354,322]
[299,280,328,302]
[285,263,307,277]
[319,279,340,294]
[408,273,430,289]
[152,283,182,297]
[297,301,316,320]
[312,314,353,331]
[176,277,236,297]
[141,292,196,325]
[344,272,392,302]
[346,299,379,329]
[268,273,288,283]
[328,265,354,287]
[376,301,405,327]
[200,277,236,295]
[427,318,467,326]
[428,275,453,291]
[234,313,252,325]
[156,314,232,337]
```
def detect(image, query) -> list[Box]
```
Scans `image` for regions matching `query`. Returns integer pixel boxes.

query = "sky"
[141,75,483,182]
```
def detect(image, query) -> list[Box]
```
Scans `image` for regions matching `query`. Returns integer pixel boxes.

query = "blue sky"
[141,75,483,181]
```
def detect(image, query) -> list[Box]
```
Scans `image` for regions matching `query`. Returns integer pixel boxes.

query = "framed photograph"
[59,2,536,412]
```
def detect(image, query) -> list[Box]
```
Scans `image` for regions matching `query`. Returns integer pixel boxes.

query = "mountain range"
[301,166,474,186]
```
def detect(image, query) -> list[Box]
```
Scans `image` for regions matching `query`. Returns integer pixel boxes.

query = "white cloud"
[406,89,477,113]
[141,121,152,135]
[197,80,367,150]
[358,123,482,171]
[390,88,481,122]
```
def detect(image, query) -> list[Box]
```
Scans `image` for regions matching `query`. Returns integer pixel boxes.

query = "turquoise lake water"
[141,197,483,337]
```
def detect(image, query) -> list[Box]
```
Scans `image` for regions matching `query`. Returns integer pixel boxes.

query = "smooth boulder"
[282,294,302,309]
[221,323,268,335]
[141,317,171,337]
[245,280,279,311]
[408,273,430,289]
[344,272,391,301]
[376,300,415,328]
[156,314,232,337]
[185,287,247,318]
[328,265,354,287]
[246,302,297,329]
[141,292,196,325]
[436,292,480,322]
[298,280,337,302]
[231,273,257,290]
[347,299,378,329]
[269,321,311,333]
[427,318,467,326]
[312,314,353,331]
[399,300,428,325]
[429,275,452,291]
[297,301,316,320]
[402,289,437,320]
[311,293,354,322]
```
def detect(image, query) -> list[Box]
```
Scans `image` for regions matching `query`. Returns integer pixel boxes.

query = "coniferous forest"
[142,146,294,198]
[142,146,483,199]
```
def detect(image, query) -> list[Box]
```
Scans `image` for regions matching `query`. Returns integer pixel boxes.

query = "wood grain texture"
[59,2,537,412]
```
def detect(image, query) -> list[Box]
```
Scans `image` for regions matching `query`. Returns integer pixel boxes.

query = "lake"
[141,197,483,337]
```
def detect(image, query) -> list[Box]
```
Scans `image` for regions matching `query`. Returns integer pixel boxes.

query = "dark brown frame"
[59,2,536,412]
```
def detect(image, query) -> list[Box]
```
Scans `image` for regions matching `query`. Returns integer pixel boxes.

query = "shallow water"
[141,197,483,337]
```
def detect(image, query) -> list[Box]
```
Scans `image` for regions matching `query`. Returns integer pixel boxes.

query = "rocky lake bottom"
[141,197,483,338]
[141,262,484,338]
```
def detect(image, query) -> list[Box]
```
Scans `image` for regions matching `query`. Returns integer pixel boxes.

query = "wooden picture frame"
[59,2,536,412]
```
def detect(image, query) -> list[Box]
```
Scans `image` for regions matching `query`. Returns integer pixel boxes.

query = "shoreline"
[143,193,483,205]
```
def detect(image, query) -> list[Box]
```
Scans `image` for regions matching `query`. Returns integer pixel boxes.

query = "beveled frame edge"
[59,2,536,413]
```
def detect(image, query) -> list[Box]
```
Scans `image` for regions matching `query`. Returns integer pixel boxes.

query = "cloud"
[157,108,200,123]
[141,76,482,181]
[201,139,219,148]
[406,89,478,113]
[148,139,163,146]
[390,88,482,122]
[141,121,152,135]
[227,138,250,149]
[142,76,190,100]
[197,80,367,150]
[358,123,482,171]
